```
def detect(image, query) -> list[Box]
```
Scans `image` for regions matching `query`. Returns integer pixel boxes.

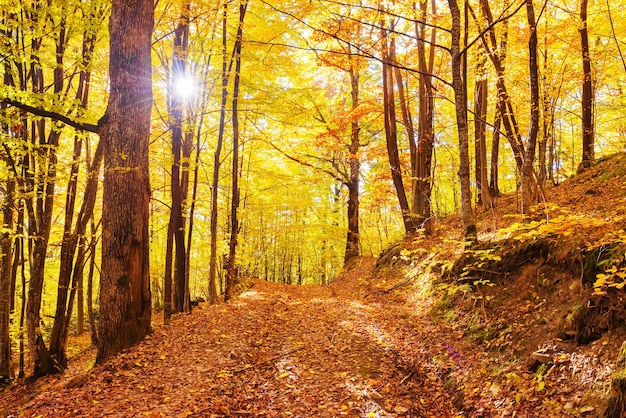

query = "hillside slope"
[368,152,626,416]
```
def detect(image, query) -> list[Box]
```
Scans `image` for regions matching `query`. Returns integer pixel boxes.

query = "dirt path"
[3,261,461,417]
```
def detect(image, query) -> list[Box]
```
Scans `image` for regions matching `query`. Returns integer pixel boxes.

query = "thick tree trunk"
[96,0,153,364]
[448,0,477,243]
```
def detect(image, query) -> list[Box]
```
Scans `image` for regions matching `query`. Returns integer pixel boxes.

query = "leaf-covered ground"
[1,258,467,417]
[3,153,626,417]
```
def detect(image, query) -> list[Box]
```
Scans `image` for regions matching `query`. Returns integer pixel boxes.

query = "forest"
[1,0,626,415]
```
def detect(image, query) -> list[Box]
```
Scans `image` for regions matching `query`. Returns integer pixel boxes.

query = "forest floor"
[1,258,464,417]
[2,153,626,417]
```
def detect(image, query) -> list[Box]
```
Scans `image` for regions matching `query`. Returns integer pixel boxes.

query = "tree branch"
[1,98,101,133]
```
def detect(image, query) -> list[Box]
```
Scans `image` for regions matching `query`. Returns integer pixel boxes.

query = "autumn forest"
[1,0,626,414]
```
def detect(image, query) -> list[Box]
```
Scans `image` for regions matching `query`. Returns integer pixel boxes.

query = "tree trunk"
[209,0,229,305]
[0,177,13,383]
[22,11,63,377]
[163,223,174,322]
[539,24,549,186]
[413,0,437,235]
[49,139,102,367]
[344,65,360,262]
[225,1,248,301]
[579,0,594,171]
[490,108,501,196]
[448,0,477,243]
[474,51,493,210]
[169,2,190,313]
[381,25,418,235]
[96,0,153,364]
[520,0,539,214]
[476,0,524,172]
[87,218,98,346]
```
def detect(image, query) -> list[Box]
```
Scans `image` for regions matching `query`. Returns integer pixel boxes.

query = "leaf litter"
[1,258,460,417]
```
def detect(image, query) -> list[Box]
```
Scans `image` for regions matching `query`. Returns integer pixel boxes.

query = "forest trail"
[5,258,461,417]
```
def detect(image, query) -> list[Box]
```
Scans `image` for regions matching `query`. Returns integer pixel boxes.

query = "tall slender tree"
[381,22,418,235]
[208,0,230,304]
[578,0,594,171]
[165,0,191,320]
[413,0,437,234]
[447,0,476,243]
[225,0,248,301]
[520,0,539,214]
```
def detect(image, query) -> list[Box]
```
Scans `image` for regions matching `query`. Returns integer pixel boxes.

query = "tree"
[225,0,248,301]
[447,0,476,243]
[578,0,594,171]
[0,162,13,384]
[96,0,153,364]
[519,0,540,214]
[381,22,418,235]
[208,0,230,304]
[48,7,103,367]
[164,0,191,320]
[474,49,492,210]
[413,0,438,234]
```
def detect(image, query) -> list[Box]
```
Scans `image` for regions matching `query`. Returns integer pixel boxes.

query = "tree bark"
[413,0,437,234]
[225,0,248,301]
[448,0,477,243]
[96,0,153,364]
[344,65,360,262]
[579,0,594,170]
[521,0,539,214]
[381,24,418,235]
[476,0,524,172]
[0,176,13,383]
[208,0,229,305]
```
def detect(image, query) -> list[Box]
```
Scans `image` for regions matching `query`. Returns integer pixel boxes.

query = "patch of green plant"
[565,303,586,329]
[442,310,458,323]
[443,376,456,391]
[589,230,626,295]
[596,156,626,183]
[456,247,501,301]
[499,212,608,243]
[466,312,491,343]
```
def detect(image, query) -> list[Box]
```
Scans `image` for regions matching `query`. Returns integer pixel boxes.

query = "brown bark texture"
[579,0,594,169]
[96,0,153,364]
[448,0,476,243]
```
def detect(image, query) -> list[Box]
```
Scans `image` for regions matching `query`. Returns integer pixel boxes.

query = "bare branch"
[1,98,101,133]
